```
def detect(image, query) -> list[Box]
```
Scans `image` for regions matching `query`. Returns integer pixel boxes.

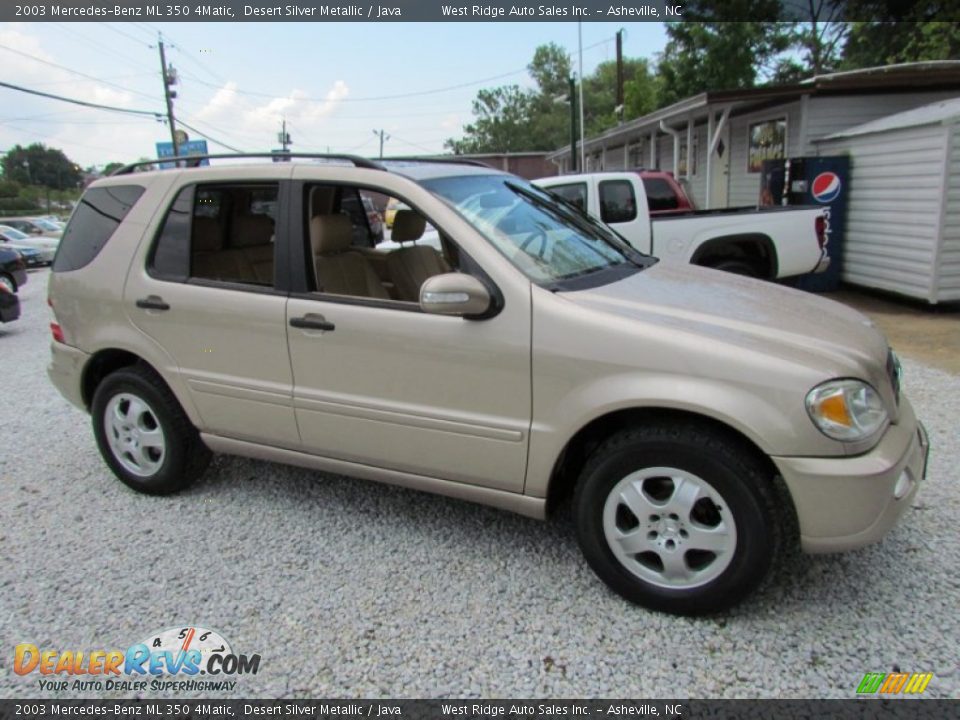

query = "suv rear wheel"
[91,365,211,494]
[573,423,779,615]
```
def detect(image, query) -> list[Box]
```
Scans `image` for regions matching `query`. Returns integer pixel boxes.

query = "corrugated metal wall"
[936,123,960,302]
[818,123,949,301]
[803,92,957,152]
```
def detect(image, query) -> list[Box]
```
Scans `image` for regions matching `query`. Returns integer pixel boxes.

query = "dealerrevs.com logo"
[14,626,261,693]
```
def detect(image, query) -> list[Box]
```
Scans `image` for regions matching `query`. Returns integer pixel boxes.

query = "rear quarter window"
[52,185,145,272]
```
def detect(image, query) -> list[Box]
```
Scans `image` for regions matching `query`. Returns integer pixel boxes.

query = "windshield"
[33,219,60,231]
[0,227,29,241]
[422,174,649,286]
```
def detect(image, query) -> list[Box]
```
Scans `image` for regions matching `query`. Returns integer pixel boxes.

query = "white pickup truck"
[534,170,828,280]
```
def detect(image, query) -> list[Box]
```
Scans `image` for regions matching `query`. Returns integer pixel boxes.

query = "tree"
[102,162,125,176]
[842,1,960,68]
[655,1,792,106]
[581,58,661,134]
[445,86,537,153]
[446,43,573,153]
[1,143,82,190]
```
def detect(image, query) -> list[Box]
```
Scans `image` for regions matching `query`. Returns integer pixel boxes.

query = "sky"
[0,21,668,169]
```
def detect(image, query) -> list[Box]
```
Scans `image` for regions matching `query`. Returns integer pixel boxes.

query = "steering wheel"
[519,228,548,258]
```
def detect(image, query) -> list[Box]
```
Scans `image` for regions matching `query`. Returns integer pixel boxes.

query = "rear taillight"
[815,215,827,249]
[48,297,64,343]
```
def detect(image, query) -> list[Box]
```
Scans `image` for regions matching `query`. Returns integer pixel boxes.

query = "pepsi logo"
[812,172,841,203]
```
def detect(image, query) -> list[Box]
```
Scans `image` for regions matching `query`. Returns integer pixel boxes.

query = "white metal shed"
[815,97,960,303]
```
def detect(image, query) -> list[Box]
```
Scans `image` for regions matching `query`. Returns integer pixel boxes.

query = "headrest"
[192,216,221,252]
[233,214,274,248]
[391,209,426,243]
[310,214,353,255]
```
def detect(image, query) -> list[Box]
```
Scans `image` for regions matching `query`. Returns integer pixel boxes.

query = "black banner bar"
[4,0,958,23]
[1,700,960,720]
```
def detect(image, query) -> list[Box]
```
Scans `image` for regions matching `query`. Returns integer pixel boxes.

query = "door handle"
[290,314,335,332]
[136,295,170,311]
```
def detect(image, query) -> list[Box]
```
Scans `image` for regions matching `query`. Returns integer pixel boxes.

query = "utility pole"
[158,36,180,167]
[577,22,585,172]
[279,119,292,154]
[568,76,578,173]
[615,29,625,125]
[372,129,389,159]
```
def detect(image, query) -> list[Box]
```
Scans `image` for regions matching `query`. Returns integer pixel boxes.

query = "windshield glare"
[423,174,635,284]
[1,227,29,241]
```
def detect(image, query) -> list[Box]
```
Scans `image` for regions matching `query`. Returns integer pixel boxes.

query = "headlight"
[805,379,888,441]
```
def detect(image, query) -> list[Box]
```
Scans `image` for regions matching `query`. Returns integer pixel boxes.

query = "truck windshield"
[422,174,652,288]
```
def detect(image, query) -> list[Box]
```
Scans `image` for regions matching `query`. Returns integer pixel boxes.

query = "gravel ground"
[1,270,958,700]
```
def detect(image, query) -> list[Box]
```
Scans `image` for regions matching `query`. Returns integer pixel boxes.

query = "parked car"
[0,216,63,238]
[534,170,828,280]
[0,245,28,293]
[0,225,58,265]
[47,158,927,615]
[0,283,20,323]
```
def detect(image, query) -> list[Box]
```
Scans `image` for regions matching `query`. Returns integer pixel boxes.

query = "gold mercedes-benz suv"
[47,156,928,615]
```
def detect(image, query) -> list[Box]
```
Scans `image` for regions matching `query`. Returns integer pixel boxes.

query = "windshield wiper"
[504,181,653,269]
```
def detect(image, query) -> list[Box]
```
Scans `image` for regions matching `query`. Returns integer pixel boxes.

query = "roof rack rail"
[381,156,493,168]
[110,152,386,176]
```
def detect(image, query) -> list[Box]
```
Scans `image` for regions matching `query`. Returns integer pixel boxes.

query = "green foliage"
[446,42,573,153]
[842,1,960,68]
[102,162,125,176]
[0,196,42,213]
[583,58,661,134]
[656,1,792,106]
[1,143,82,190]
[0,180,20,200]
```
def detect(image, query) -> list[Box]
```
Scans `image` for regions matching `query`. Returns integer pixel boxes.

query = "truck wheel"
[91,365,211,495]
[573,423,779,615]
[712,259,760,278]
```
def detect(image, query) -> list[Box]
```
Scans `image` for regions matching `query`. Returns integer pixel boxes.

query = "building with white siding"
[815,97,960,303]
[547,62,960,213]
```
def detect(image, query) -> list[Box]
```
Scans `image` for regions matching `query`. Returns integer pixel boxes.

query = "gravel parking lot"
[1,270,958,699]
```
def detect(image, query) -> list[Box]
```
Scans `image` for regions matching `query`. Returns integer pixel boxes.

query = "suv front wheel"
[91,365,211,494]
[574,423,780,615]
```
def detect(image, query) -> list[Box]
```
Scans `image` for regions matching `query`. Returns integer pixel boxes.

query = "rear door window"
[149,183,279,287]
[52,185,145,272]
[642,177,680,212]
[598,180,637,224]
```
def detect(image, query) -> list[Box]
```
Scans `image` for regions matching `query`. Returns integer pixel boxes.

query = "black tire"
[0,273,16,293]
[711,259,760,278]
[91,365,211,495]
[573,422,780,615]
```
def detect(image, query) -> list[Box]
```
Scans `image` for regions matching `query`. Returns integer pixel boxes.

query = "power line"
[176,119,245,153]
[166,34,615,107]
[0,80,163,118]
[52,22,155,72]
[0,44,161,103]
[97,22,153,48]
[389,134,440,154]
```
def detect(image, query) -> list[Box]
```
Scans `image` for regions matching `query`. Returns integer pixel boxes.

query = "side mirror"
[420,273,491,318]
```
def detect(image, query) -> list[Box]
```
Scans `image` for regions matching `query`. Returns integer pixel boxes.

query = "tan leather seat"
[386,209,451,302]
[232,214,275,284]
[191,214,275,285]
[311,215,389,299]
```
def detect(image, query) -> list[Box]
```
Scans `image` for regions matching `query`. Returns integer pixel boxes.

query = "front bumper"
[47,340,90,411]
[773,396,928,553]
